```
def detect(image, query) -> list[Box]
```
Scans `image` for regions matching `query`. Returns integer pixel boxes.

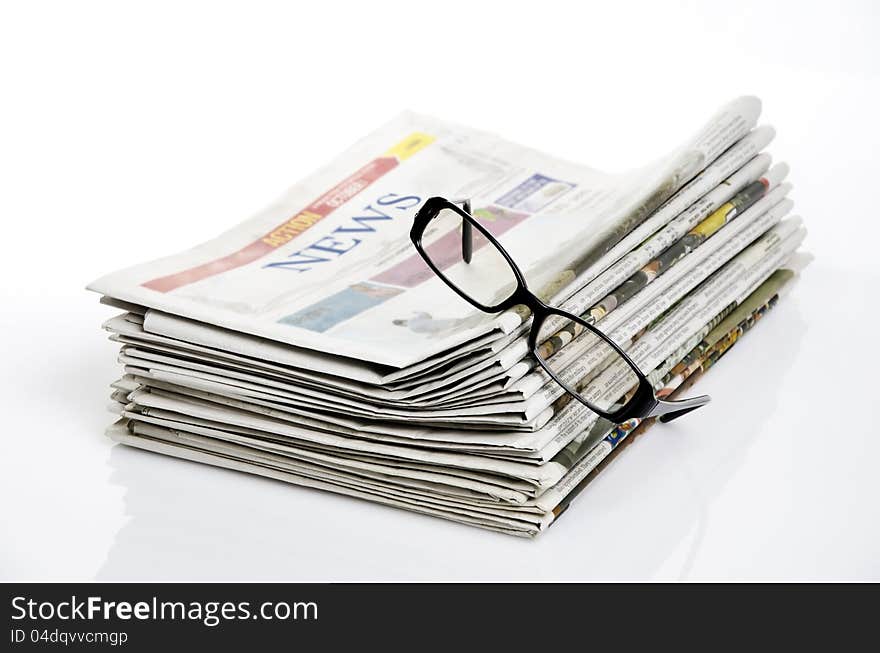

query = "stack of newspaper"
[89,97,808,537]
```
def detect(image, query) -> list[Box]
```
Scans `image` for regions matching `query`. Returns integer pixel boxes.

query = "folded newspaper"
[89,96,809,537]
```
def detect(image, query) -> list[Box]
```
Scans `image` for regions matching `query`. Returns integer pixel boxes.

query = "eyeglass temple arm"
[452,198,473,263]
[649,394,712,423]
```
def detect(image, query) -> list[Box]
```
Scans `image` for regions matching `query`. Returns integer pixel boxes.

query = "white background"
[1,0,878,581]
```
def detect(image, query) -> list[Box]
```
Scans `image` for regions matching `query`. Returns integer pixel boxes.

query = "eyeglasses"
[409,196,711,424]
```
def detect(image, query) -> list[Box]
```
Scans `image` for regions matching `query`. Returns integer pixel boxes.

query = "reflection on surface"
[97,298,806,581]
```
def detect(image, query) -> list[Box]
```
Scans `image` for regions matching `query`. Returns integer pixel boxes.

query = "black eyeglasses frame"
[409,196,710,424]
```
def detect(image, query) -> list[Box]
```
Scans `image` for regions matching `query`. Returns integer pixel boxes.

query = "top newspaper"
[88,97,762,369]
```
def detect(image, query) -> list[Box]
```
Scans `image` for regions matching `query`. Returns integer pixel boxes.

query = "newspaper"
[90,97,811,537]
[89,98,761,368]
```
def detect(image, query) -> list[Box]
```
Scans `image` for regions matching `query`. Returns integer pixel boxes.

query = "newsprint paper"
[89,96,809,536]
